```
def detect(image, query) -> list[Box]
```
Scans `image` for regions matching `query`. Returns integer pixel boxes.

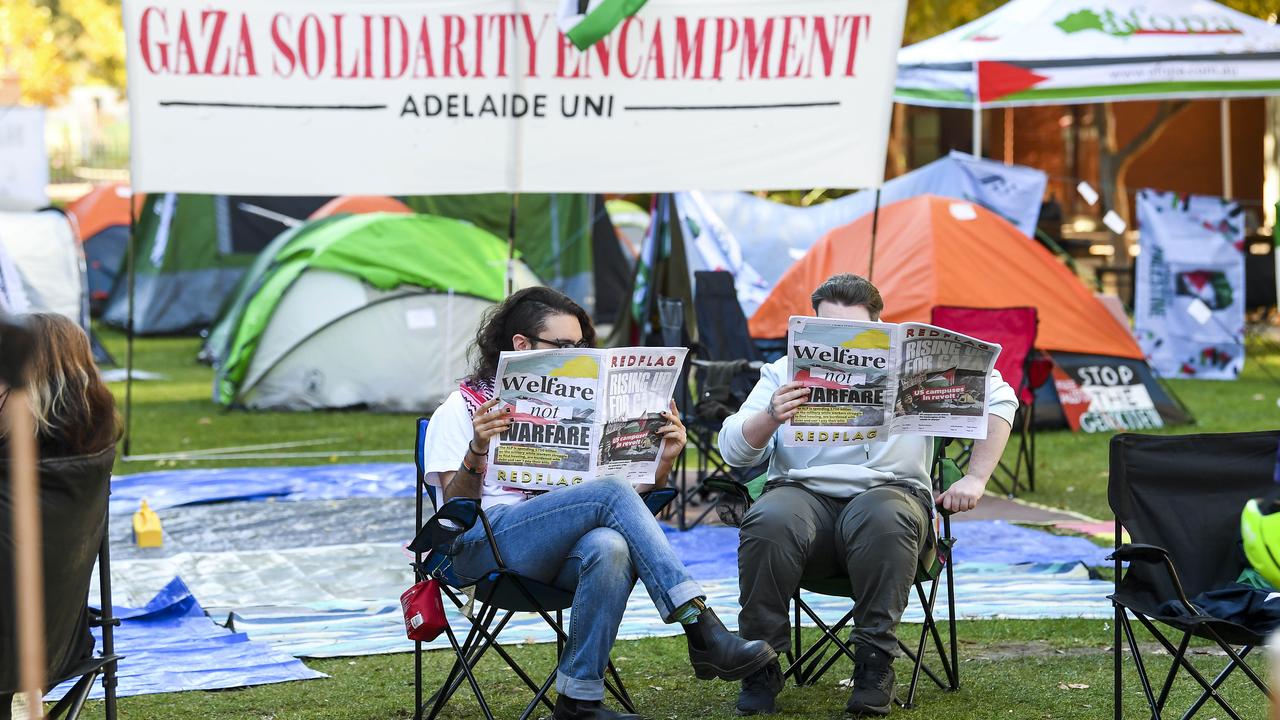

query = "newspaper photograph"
[785,317,1000,446]
[487,346,688,491]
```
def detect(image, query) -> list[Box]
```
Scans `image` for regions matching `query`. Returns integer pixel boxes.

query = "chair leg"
[1154,632,1191,713]
[1118,611,1163,719]
[1130,613,1249,720]
[1113,602,1123,720]
[414,639,423,720]
[790,602,856,686]
[1180,647,1251,720]
[46,670,100,720]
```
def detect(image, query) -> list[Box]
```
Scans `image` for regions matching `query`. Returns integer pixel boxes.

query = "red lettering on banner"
[845,15,867,76]
[517,14,546,77]
[361,15,374,78]
[673,17,705,79]
[776,16,804,78]
[233,16,257,76]
[139,7,168,73]
[492,14,511,77]
[199,10,227,75]
[271,14,295,76]
[384,16,409,78]
[443,14,467,77]
[739,18,773,80]
[712,18,738,80]
[807,16,838,78]
[175,13,198,74]
[555,32,580,78]
[619,17,642,78]
[331,14,349,78]
[644,19,665,79]
[412,17,435,77]
[298,13,325,79]
[472,14,485,77]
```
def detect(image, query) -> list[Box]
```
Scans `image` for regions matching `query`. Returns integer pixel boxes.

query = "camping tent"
[0,210,87,324]
[309,196,413,219]
[404,193,631,325]
[208,213,540,412]
[631,153,1047,323]
[749,195,1189,428]
[101,193,332,334]
[894,0,1280,154]
[605,199,648,269]
[0,237,30,314]
[66,183,139,315]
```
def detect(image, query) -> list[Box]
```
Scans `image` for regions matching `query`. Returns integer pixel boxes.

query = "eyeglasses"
[525,335,592,350]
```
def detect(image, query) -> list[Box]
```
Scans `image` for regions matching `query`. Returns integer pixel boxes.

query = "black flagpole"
[867,188,882,282]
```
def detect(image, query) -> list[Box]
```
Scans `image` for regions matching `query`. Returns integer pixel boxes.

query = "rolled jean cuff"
[557,670,605,701]
[663,580,705,622]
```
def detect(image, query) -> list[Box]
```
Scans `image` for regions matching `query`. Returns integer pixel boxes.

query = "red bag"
[401,578,448,642]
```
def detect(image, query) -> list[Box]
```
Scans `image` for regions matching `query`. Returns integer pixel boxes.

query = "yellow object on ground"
[133,499,163,547]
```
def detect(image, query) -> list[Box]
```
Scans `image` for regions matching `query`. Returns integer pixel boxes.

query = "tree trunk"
[1095,101,1191,223]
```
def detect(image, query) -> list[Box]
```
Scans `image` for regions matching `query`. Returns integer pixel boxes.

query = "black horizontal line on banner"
[624,101,841,111]
[159,101,388,110]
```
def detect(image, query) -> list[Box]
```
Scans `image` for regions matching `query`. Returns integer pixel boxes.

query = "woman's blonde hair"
[6,313,118,456]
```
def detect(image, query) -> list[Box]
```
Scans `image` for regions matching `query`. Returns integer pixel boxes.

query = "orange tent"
[66,183,141,241]
[309,195,412,219]
[749,195,1143,359]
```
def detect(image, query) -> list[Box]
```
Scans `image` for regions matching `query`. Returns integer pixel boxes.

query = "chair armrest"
[1106,543,1170,564]
[409,497,482,558]
[640,487,677,516]
[704,476,753,507]
[1107,543,1200,616]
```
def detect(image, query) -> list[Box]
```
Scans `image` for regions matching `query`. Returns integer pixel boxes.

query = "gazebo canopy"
[896,0,1280,109]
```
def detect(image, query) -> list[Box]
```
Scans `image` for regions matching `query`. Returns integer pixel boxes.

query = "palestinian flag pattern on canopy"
[557,0,647,51]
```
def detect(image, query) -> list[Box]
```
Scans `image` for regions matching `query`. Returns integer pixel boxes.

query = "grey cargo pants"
[737,482,935,657]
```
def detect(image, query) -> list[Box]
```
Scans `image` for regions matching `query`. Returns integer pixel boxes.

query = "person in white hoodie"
[719,274,1017,717]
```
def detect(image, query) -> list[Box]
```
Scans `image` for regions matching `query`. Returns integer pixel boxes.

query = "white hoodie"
[718,357,1019,499]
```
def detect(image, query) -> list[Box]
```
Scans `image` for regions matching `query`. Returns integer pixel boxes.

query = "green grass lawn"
[67,328,1278,718]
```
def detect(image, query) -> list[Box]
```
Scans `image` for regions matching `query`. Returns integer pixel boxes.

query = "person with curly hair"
[422,287,775,720]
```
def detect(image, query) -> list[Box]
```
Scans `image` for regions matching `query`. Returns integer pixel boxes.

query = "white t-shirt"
[422,390,529,510]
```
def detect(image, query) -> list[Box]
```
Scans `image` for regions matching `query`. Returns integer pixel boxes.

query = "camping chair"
[707,439,962,708]
[1109,431,1277,720]
[668,271,769,530]
[410,417,676,720]
[929,306,1048,496]
[1,449,121,720]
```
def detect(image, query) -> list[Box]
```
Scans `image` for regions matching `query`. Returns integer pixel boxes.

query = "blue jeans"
[450,477,704,701]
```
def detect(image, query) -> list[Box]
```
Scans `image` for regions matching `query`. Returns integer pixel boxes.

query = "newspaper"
[786,316,1001,446]
[486,346,688,491]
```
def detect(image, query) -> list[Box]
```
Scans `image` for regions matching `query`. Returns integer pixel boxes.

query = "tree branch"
[1118,100,1190,161]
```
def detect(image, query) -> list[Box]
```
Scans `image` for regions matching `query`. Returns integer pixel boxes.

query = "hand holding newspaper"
[785,317,1001,446]
[486,346,688,491]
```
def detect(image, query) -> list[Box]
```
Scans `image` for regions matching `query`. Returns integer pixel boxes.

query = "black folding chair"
[1108,431,1277,720]
[667,271,768,530]
[1,448,121,720]
[410,417,675,720]
[708,439,961,708]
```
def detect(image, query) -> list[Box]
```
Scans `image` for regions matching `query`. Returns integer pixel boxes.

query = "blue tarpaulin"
[48,577,324,700]
[109,463,415,512]
[661,519,1109,581]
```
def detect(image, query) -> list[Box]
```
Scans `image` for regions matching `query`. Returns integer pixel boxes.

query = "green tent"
[102,193,331,334]
[208,212,539,411]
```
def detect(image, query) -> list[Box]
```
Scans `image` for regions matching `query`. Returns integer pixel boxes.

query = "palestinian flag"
[558,0,648,51]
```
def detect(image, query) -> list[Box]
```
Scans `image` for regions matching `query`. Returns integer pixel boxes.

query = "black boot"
[683,607,778,681]
[845,645,896,717]
[552,695,641,720]
[735,657,783,716]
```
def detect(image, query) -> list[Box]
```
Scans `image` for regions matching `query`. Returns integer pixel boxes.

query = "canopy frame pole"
[972,101,983,159]
[123,192,138,456]
[1220,99,1233,200]
[506,0,527,297]
[867,189,883,283]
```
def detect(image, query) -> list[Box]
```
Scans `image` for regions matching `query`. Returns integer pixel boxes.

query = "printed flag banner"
[558,0,648,50]
[1134,189,1246,380]
[122,0,907,195]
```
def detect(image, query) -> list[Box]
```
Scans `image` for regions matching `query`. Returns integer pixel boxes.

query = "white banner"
[0,107,49,211]
[1134,189,1246,381]
[122,0,906,195]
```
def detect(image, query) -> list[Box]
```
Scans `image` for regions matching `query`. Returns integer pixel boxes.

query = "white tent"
[895,0,1280,157]
[0,210,88,324]
[0,242,30,314]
